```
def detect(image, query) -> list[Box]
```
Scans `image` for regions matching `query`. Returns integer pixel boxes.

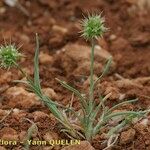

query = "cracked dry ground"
[0,0,150,150]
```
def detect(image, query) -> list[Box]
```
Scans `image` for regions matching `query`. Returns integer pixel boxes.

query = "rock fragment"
[120,128,136,144]
[54,44,115,76]
[39,52,53,64]
[0,127,18,141]
[5,86,42,109]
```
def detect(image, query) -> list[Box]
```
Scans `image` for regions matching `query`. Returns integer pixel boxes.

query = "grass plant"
[0,14,149,144]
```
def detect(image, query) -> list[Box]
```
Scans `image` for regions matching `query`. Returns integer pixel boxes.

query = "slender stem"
[13,61,33,84]
[85,38,95,142]
[13,61,27,77]
[89,38,95,110]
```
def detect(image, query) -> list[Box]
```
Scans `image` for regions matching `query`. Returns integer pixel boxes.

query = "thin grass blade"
[106,99,138,115]
[34,33,41,92]
[56,78,87,109]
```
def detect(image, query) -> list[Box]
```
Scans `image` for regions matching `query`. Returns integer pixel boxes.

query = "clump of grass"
[0,14,149,145]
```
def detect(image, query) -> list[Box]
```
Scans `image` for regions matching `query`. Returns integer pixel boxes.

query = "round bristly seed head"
[0,44,21,69]
[81,14,107,40]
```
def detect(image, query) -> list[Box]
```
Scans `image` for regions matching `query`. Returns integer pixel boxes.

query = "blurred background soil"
[0,0,150,149]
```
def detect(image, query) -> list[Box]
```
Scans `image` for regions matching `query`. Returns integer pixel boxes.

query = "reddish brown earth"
[0,0,150,150]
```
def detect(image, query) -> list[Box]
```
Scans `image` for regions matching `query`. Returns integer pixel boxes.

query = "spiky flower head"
[0,44,21,69]
[81,14,107,40]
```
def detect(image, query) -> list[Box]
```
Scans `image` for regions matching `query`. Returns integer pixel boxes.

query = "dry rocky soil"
[0,0,150,150]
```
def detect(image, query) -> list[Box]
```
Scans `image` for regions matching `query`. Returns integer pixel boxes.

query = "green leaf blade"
[34,33,41,92]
